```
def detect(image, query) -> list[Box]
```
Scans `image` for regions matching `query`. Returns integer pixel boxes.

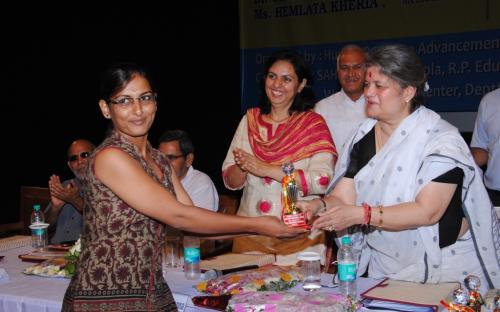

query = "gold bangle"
[377,205,384,228]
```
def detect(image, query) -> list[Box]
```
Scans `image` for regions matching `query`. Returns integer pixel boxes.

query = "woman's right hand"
[256,216,307,238]
[296,199,322,221]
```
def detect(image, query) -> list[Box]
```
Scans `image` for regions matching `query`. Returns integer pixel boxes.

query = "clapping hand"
[233,148,269,177]
[48,175,80,208]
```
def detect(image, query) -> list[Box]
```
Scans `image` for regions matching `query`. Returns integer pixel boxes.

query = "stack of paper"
[200,253,275,271]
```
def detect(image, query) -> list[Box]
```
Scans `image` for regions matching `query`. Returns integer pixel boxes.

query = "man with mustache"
[315,44,368,158]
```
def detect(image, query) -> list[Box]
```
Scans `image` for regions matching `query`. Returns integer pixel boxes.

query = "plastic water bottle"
[30,204,47,250]
[183,236,201,280]
[337,236,357,298]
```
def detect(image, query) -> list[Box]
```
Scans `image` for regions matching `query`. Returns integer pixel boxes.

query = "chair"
[19,186,51,235]
[217,194,240,215]
[323,233,338,273]
[202,194,240,259]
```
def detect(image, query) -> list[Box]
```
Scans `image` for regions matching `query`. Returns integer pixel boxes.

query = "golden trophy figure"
[281,162,307,228]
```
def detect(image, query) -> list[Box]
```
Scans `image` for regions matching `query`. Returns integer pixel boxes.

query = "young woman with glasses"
[61,63,304,311]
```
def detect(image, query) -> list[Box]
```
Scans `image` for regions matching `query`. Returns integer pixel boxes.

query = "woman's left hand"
[233,148,269,177]
[312,204,363,232]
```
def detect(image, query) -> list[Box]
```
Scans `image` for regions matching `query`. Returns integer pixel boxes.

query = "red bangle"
[362,202,371,225]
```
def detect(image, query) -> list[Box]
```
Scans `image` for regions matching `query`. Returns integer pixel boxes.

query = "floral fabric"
[62,131,177,311]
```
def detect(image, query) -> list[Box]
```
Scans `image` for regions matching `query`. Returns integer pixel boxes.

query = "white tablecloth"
[0,245,381,312]
[0,245,69,312]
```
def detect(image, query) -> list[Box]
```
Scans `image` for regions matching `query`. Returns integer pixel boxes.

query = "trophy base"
[282,212,308,228]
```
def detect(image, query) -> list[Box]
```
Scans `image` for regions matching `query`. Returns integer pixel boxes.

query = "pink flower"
[259,200,272,214]
[263,177,273,185]
[318,175,329,186]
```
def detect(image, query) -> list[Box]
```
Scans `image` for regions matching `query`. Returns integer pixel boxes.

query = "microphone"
[204,265,259,280]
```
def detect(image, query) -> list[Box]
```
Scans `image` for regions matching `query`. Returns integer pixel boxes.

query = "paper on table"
[200,253,275,271]
[361,278,459,311]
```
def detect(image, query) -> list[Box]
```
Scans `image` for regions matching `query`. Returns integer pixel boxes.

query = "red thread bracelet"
[362,202,372,225]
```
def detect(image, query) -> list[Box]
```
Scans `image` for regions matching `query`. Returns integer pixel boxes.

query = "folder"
[361,278,460,312]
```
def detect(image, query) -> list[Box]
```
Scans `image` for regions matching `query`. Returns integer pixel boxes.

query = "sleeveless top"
[62,131,177,311]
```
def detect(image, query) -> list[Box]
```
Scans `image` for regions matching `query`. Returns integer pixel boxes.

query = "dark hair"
[99,62,156,102]
[258,50,315,114]
[158,129,194,155]
[366,44,426,112]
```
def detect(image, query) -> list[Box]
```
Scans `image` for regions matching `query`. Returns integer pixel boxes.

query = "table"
[0,245,68,312]
[0,244,383,312]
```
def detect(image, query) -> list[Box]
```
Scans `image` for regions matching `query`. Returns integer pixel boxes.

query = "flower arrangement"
[227,292,359,312]
[196,266,301,296]
[63,237,81,277]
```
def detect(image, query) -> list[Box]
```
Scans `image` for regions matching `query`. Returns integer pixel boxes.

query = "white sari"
[329,107,500,290]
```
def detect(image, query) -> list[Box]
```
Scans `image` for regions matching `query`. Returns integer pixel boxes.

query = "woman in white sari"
[299,44,499,292]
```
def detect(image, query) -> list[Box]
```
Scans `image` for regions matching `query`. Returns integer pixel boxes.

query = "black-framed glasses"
[166,154,185,161]
[108,92,156,106]
[68,151,91,162]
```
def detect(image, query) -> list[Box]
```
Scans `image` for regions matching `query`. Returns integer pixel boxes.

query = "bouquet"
[63,237,81,277]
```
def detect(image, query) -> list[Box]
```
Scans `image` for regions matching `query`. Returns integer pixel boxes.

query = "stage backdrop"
[239,0,500,130]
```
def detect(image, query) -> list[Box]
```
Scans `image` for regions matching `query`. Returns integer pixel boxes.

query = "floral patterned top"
[62,131,177,311]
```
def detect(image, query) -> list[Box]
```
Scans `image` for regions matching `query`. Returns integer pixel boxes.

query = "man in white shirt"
[314,44,368,158]
[158,130,219,211]
[470,87,500,206]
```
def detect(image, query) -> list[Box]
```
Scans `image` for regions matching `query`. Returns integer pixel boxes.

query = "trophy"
[281,162,307,228]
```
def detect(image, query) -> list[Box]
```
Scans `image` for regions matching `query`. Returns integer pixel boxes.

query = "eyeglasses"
[68,151,91,162]
[166,154,185,161]
[108,93,156,107]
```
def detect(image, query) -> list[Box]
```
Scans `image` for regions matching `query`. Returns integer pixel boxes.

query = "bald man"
[45,139,95,244]
[315,44,368,158]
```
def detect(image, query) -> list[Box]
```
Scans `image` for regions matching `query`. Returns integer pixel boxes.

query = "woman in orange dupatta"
[222,50,337,265]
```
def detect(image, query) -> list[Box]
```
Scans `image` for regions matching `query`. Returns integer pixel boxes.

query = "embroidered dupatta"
[247,108,337,165]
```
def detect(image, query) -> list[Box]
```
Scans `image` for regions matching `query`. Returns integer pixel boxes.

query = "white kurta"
[222,114,335,265]
[315,90,367,158]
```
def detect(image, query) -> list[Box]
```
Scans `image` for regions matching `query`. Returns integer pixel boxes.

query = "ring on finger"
[325,225,335,232]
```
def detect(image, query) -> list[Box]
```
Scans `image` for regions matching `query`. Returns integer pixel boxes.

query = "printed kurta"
[62,131,177,311]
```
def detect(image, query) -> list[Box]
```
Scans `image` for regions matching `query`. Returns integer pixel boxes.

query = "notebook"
[200,253,275,271]
[361,278,460,312]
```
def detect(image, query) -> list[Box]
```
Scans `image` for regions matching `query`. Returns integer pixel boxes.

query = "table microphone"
[204,265,259,280]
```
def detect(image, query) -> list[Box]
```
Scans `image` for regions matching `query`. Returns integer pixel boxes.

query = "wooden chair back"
[217,194,239,215]
[202,194,240,259]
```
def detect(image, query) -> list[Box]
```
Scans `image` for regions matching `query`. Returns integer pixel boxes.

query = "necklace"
[268,113,290,123]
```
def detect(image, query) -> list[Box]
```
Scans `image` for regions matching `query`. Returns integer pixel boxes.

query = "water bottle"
[183,236,201,280]
[30,204,48,250]
[337,236,357,298]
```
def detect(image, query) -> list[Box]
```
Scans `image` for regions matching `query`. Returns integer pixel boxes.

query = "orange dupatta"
[247,108,337,165]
